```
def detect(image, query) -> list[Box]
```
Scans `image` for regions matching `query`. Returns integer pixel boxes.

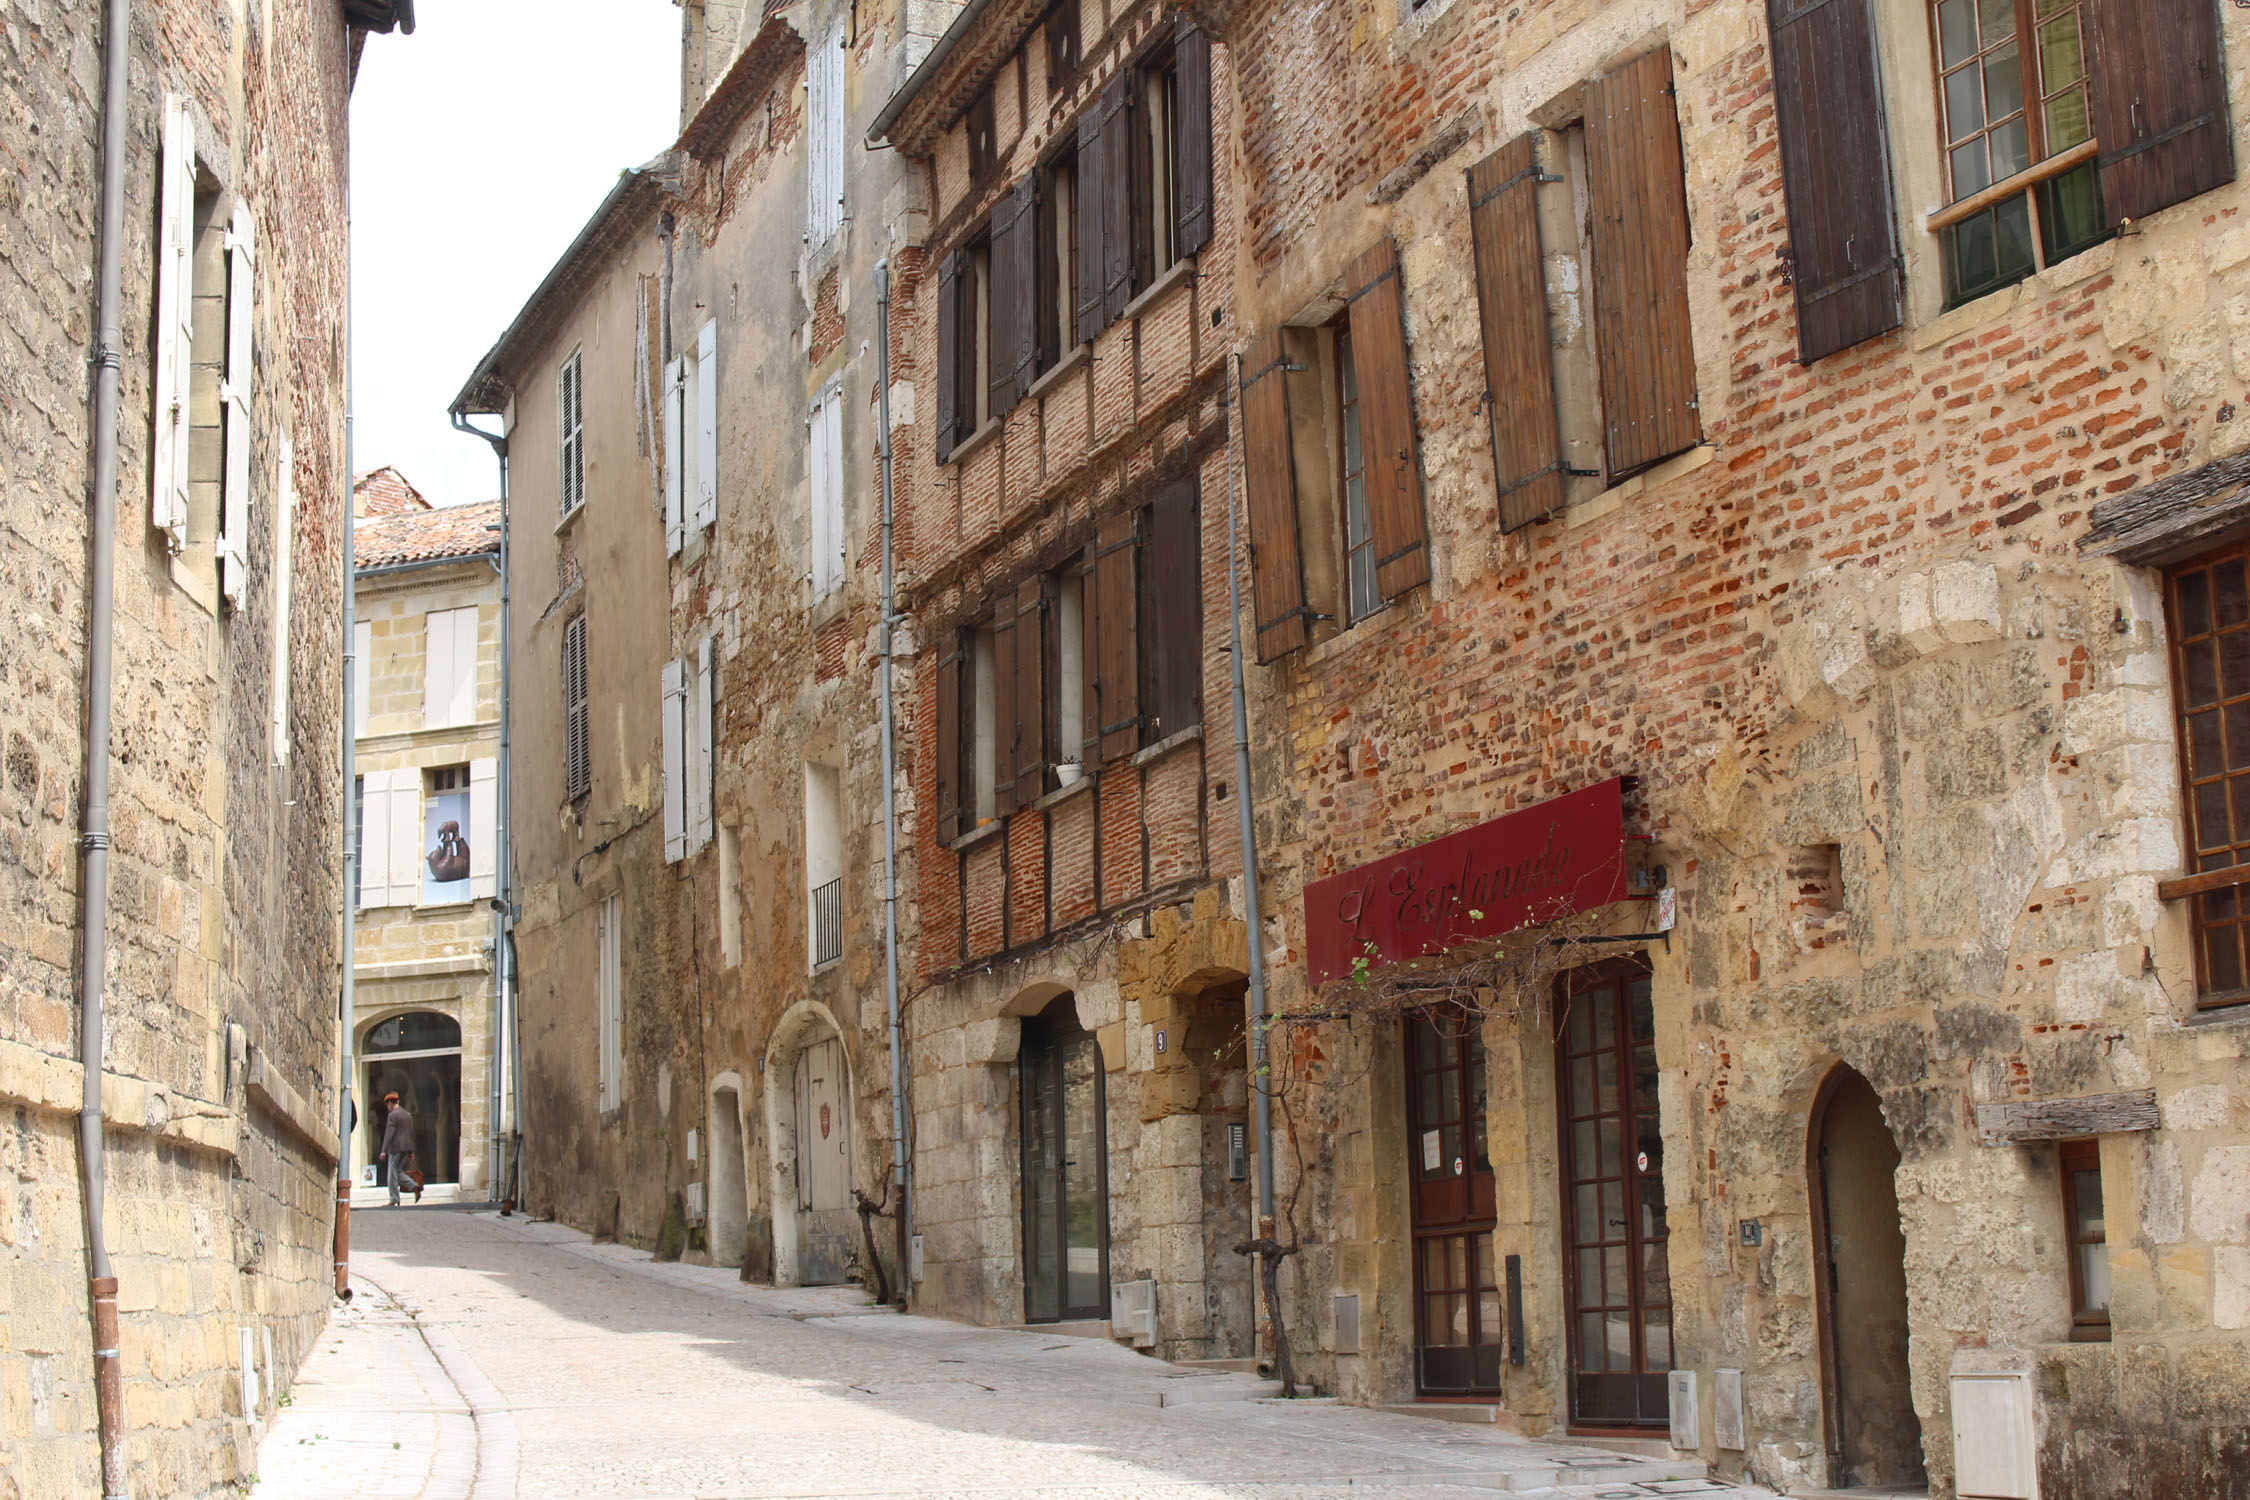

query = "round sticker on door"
[1636,1150,1649,1173]
[1453,1157,1464,1177]
[820,1103,832,1139]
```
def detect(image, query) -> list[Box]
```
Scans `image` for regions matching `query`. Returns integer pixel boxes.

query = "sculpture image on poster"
[423,786,471,903]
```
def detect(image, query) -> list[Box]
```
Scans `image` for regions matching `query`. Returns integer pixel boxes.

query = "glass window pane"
[1644,1312,1673,1371]
[2197,780,2231,849]
[1479,1291,1502,1342]
[1439,1070,1462,1124]
[1602,1180,1626,1240]
[1415,1018,1438,1069]
[2228,631,2250,699]
[2193,710,2226,778]
[2230,777,2250,847]
[1977,0,2015,38]
[1604,1247,1629,1304]
[1597,1051,1620,1113]
[1995,192,2036,282]
[2079,1243,2111,1314]
[1581,1312,1608,1370]
[1599,1115,1623,1174]
[2207,925,2244,993]
[1567,999,1591,1052]
[1939,0,1978,65]
[1983,44,2023,124]
[1951,139,1993,200]
[2188,641,2222,707]
[1951,211,1998,295]
[2180,571,2214,637]
[1592,993,1617,1049]
[2228,703,2250,771]
[2039,16,2085,89]
[1571,1056,1596,1112]
[1989,116,2030,180]
[2202,880,2236,921]
[2044,86,2090,153]
[2069,1168,2105,1240]
[2218,558,2250,627]
[1578,1247,1605,1306]
[1577,1183,1602,1237]
[1945,66,1985,144]
[2040,158,2106,265]
[1575,1120,1599,1173]
[1605,1310,1633,1368]
[1448,1235,1468,1288]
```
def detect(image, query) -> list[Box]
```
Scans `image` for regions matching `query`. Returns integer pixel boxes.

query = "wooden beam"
[2078,450,2250,564]
[1976,1089,2159,1146]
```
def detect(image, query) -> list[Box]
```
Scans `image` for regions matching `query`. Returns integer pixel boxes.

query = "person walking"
[379,1091,416,1206]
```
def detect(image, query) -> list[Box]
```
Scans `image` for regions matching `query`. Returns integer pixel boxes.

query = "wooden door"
[1406,1009,1500,1395]
[1557,965,1671,1429]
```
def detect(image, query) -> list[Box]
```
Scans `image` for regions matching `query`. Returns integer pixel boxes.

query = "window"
[967,85,999,187]
[356,767,424,909]
[1134,43,1182,288]
[1239,239,1434,660]
[808,380,846,596]
[422,606,478,730]
[2162,540,2250,1009]
[807,23,845,242]
[559,350,584,518]
[1036,146,1078,373]
[1046,2,1081,84]
[805,763,843,969]
[562,615,589,801]
[596,894,622,1113]
[664,322,718,553]
[660,641,715,863]
[423,765,472,904]
[2059,1140,2110,1340]
[972,621,999,825]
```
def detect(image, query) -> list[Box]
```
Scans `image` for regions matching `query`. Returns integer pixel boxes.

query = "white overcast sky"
[349,2,682,507]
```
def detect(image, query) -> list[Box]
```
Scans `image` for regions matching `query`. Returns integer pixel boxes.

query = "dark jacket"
[379,1105,415,1160]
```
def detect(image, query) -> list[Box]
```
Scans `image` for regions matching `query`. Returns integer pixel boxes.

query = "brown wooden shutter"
[988,183,1029,418]
[1239,331,1310,662]
[1076,105,1108,345]
[1090,510,1142,761]
[935,628,965,843]
[1009,175,1041,402]
[1101,74,1135,325]
[2086,0,2235,227]
[1174,19,1214,257]
[936,251,961,462]
[1767,0,1902,364]
[1014,577,1051,809]
[1584,47,1701,478]
[1467,135,1565,533]
[1147,478,1202,739]
[1344,238,1432,601]
[992,606,1018,817]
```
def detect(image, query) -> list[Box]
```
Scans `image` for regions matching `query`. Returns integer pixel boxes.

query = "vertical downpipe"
[874,259,911,1296]
[337,141,359,1302]
[78,0,132,1492]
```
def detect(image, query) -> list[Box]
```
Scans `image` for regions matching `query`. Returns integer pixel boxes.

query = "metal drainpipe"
[452,413,513,1207]
[874,259,911,1297]
[1221,352,1278,1308]
[337,140,361,1305]
[77,0,132,1491]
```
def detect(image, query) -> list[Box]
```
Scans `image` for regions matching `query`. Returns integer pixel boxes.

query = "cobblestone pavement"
[249,1208,1774,1500]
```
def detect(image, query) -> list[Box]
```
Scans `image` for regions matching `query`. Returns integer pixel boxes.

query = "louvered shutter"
[151,96,194,554]
[692,636,716,851]
[469,758,497,899]
[1091,511,1142,761]
[563,616,589,800]
[1767,0,1902,364]
[695,320,719,529]
[1075,104,1108,345]
[1100,75,1135,325]
[358,770,389,910]
[1239,333,1310,661]
[662,657,687,863]
[993,606,1019,817]
[560,356,582,516]
[1148,478,1202,739]
[1468,136,1566,532]
[988,182,1028,418]
[2086,0,2234,227]
[935,630,965,844]
[217,201,255,607]
[1014,577,1050,810]
[1009,175,1041,403]
[663,356,685,553]
[385,769,422,906]
[1173,19,1214,256]
[936,251,962,462]
[1585,47,1701,478]
[1344,240,1432,601]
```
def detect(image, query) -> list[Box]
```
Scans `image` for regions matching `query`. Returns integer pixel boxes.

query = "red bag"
[400,1154,424,1196]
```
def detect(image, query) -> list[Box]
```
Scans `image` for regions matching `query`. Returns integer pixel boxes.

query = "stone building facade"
[1197,0,2250,1494]
[348,473,503,1200]
[0,3,409,1495]
[454,0,940,1285]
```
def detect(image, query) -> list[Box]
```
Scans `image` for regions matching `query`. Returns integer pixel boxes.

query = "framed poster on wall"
[423,766,471,903]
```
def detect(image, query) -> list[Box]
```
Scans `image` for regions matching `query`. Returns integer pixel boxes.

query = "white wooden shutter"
[270,436,295,763]
[663,356,685,556]
[807,31,843,241]
[661,657,687,862]
[691,636,715,851]
[353,618,371,740]
[695,320,718,531]
[386,768,423,905]
[218,201,255,607]
[822,393,844,590]
[151,96,195,554]
[422,607,474,729]
[806,395,831,596]
[450,608,479,726]
[469,758,497,899]
[357,770,388,910]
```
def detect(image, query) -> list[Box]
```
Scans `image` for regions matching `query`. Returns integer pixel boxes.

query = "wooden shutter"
[1584,47,1701,478]
[1468,135,1565,532]
[692,636,716,850]
[563,616,589,800]
[1147,478,1202,739]
[992,606,1019,817]
[1090,511,1142,761]
[1014,577,1051,810]
[695,320,719,528]
[469,759,498,899]
[936,251,962,462]
[151,95,194,553]
[662,657,687,862]
[935,630,965,844]
[663,355,685,553]
[1344,239,1432,601]
[384,768,421,904]
[218,201,255,608]
[1173,19,1214,256]
[1009,175,1041,404]
[2086,0,2234,227]
[357,772,388,910]
[1767,0,1902,364]
[1239,332,1310,662]
[1076,104,1108,345]
[1101,74,1135,325]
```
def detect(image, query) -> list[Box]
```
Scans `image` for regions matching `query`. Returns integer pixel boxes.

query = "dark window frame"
[1036,142,1079,374]
[2162,537,2250,1010]
[2059,1138,2111,1341]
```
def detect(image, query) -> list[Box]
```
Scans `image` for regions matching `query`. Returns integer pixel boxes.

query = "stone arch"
[707,1069,752,1269]
[360,1007,466,1188]
[762,1000,856,1287]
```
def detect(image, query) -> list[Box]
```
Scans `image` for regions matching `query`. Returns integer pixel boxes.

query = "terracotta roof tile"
[355,499,502,570]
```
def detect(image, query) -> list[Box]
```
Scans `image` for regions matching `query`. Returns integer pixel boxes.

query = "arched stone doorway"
[363,1010,463,1185]
[1019,992,1109,1323]
[708,1075,750,1269]
[764,1003,854,1287]
[1809,1064,1925,1490]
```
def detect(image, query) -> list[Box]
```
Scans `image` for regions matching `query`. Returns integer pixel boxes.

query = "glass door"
[1021,997,1108,1322]
[1557,965,1671,1429]
[1406,1008,1500,1395]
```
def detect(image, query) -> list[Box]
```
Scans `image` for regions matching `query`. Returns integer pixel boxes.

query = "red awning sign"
[1303,777,1632,985]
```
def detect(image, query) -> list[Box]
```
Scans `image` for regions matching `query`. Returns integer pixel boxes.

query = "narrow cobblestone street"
[246,1210,1768,1500]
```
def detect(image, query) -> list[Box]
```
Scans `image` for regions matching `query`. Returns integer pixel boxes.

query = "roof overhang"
[680,13,808,160]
